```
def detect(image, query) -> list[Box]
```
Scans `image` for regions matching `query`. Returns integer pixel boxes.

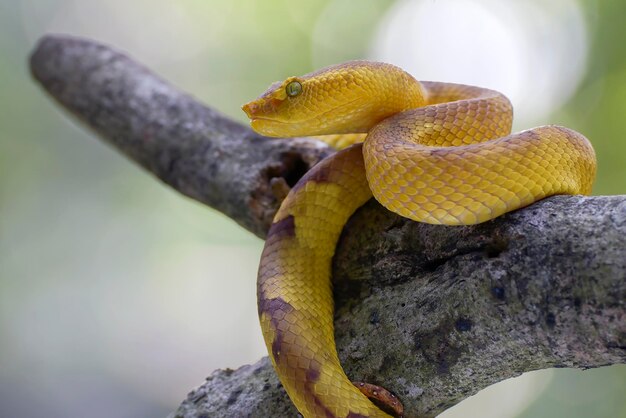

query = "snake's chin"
[250,118,301,138]
[249,118,288,138]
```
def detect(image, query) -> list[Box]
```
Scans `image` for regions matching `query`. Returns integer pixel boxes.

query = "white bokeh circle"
[371,0,588,127]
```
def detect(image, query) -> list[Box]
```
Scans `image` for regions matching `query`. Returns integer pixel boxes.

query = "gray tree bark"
[30,35,626,418]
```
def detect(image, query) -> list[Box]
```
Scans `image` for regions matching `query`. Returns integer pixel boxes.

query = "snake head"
[242,61,427,138]
[242,76,304,137]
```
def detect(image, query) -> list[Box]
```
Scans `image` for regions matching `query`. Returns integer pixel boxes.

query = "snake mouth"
[249,118,290,137]
[243,95,360,120]
[244,97,364,137]
[248,116,286,124]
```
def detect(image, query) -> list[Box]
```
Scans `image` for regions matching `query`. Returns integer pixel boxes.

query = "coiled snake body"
[242,61,596,417]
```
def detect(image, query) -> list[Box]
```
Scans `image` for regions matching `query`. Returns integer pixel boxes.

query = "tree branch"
[30,34,332,238]
[30,35,626,418]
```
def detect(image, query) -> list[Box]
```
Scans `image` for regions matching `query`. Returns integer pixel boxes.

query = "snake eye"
[285,81,302,97]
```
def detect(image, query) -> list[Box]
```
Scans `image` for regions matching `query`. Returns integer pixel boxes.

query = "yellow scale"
[243,60,596,418]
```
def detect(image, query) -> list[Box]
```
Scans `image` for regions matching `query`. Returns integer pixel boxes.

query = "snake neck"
[311,61,429,134]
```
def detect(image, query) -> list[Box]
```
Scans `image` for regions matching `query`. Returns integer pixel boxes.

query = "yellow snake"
[242,61,596,417]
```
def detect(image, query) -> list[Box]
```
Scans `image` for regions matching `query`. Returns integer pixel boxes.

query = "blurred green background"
[1,0,625,417]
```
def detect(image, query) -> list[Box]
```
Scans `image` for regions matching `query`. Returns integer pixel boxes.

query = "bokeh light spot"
[371,0,588,127]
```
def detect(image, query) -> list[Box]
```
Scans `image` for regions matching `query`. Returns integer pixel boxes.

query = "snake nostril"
[242,102,258,118]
